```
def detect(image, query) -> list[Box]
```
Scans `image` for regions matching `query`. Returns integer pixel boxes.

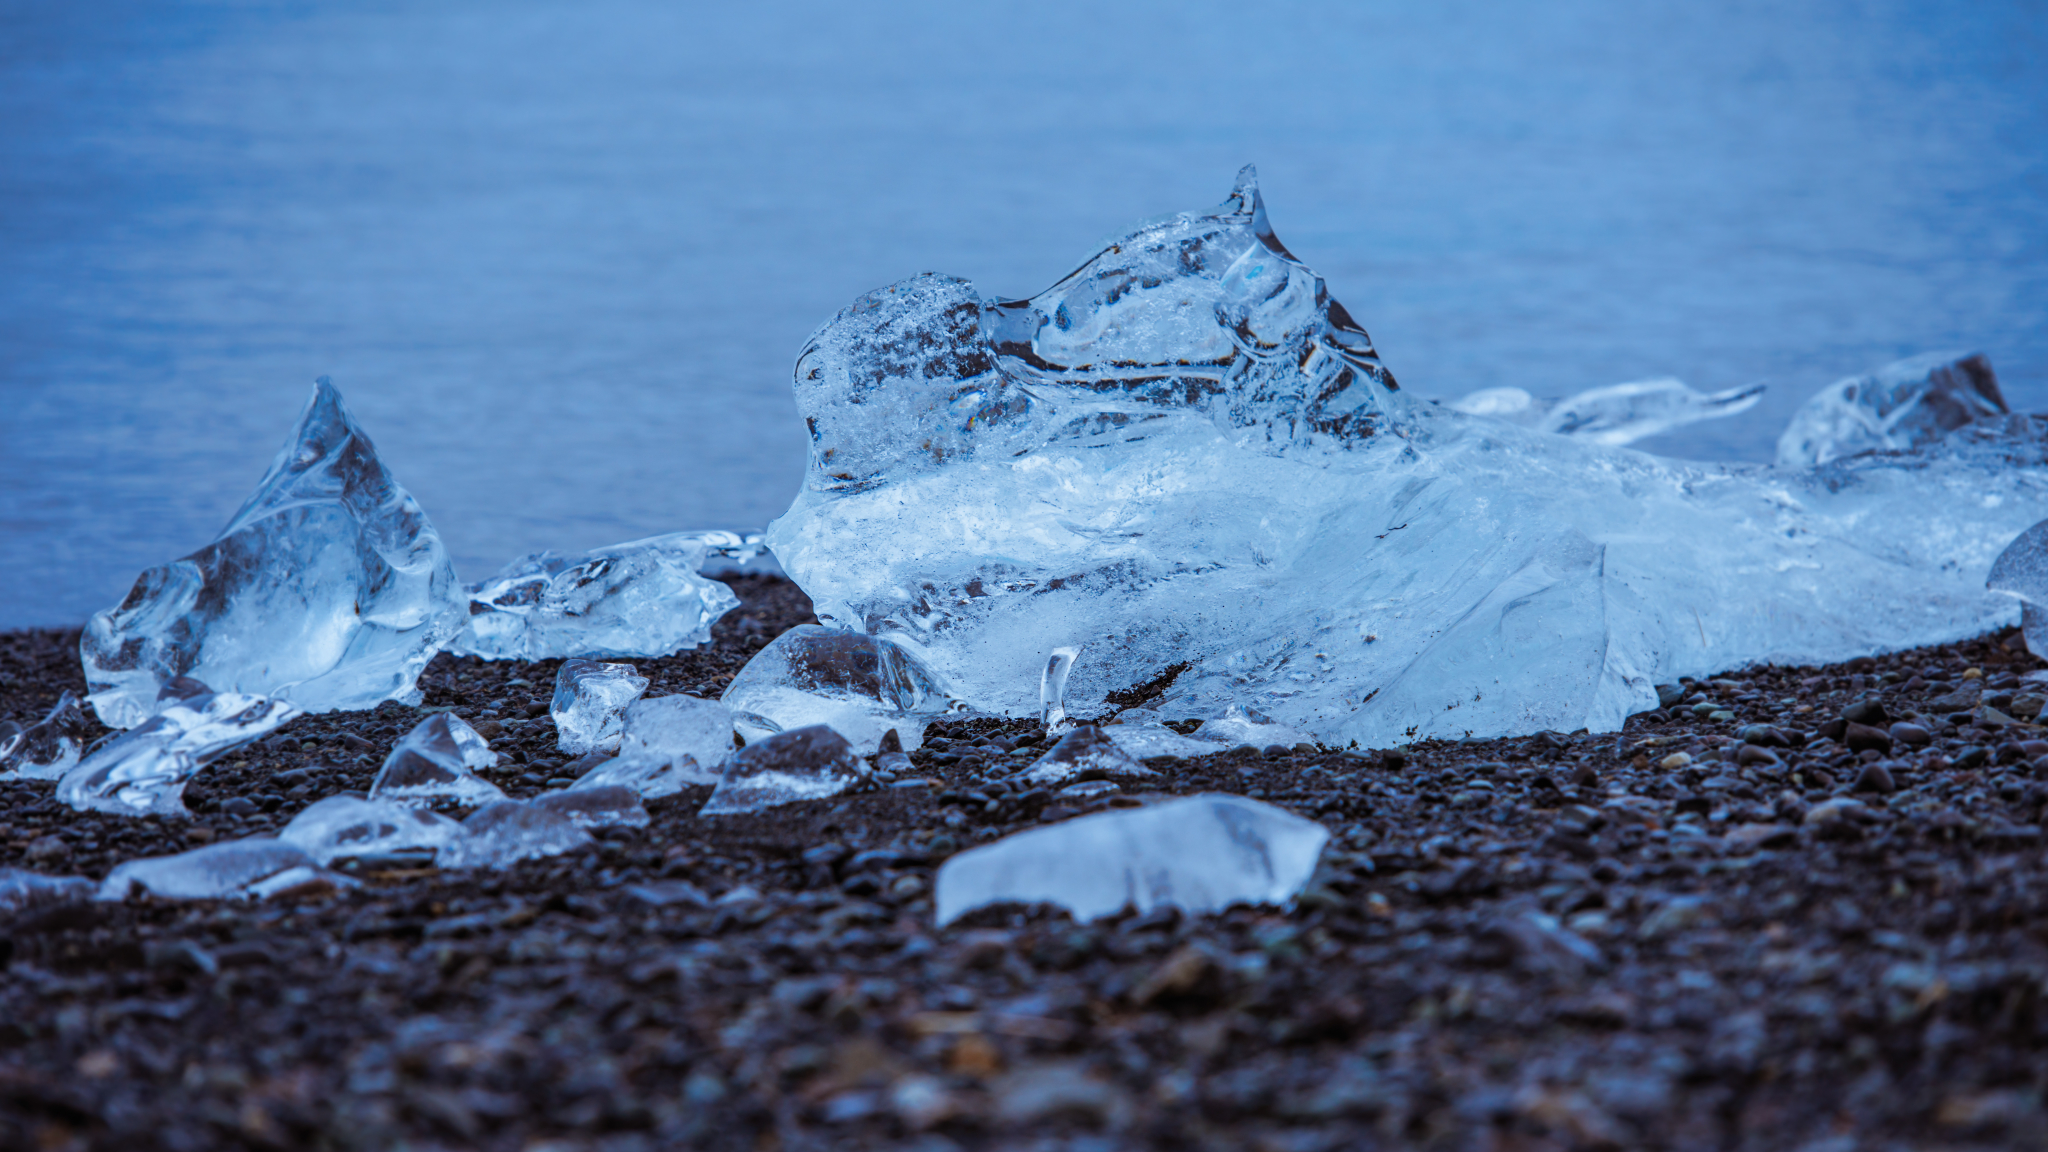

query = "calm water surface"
[3,0,2043,627]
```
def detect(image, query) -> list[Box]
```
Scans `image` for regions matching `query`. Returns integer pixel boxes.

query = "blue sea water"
[2,0,2043,628]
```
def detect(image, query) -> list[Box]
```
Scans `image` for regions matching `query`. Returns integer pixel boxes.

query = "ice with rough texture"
[1014,725,1155,787]
[552,659,649,754]
[1448,378,1765,446]
[437,800,592,869]
[935,794,1328,925]
[722,624,958,753]
[1193,704,1311,750]
[767,170,2048,747]
[279,795,463,865]
[0,868,98,914]
[0,691,87,780]
[1040,647,1079,736]
[1988,518,2048,657]
[606,695,732,788]
[1101,712,1222,759]
[81,379,463,730]
[700,724,868,815]
[1776,352,2007,468]
[56,691,302,817]
[531,786,650,829]
[368,713,507,808]
[97,838,353,902]
[449,531,747,660]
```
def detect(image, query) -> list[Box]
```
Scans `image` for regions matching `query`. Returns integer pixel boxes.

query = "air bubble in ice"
[721,625,957,753]
[700,724,869,816]
[368,713,507,808]
[552,659,649,754]
[56,690,302,817]
[450,531,743,661]
[0,691,87,781]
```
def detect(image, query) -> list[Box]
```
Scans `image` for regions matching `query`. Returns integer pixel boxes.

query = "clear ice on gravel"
[1014,725,1155,787]
[1989,518,2048,656]
[766,168,2048,747]
[1192,705,1311,750]
[278,795,462,865]
[368,713,507,808]
[0,691,87,780]
[531,785,651,829]
[98,838,353,902]
[568,695,731,798]
[700,724,868,816]
[437,800,592,869]
[1100,712,1224,759]
[449,531,746,661]
[56,691,302,817]
[81,379,463,730]
[721,625,958,753]
[0,868,98,914]
[1776,352,2008,468]
[1447,378,1765,446]
[934,794,1329,925]
[552,659,650,754]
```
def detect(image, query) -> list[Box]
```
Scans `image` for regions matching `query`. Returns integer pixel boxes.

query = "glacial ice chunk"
[449,531,745,661]
[1776,352,2007,468]
[56,691,301,817]
[0,691,87,780]
[278,795,462,865]
[98,838,353,902]
[1989,518,2048,657]
[721,625,958,753]
[80,379,463,729]
[1448,378,1765,446]
[700,724,868,816]
[552,658,649,754]
[368,713,507,808]
[437,800,592,869]
[568,695,730,798]
[766,170,2048,747]
[1014,725,1155,787]
[0,868,98,914]
[934,794,1329,925]
[531,785,650,829]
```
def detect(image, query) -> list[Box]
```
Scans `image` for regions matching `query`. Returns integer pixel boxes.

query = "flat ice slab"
[450,531,745,661]
[97,838,353,902]
[279,795,462,865]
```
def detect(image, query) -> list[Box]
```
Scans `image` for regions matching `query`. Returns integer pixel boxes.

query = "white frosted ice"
[934,793,1329,925]
[56,691,301,817]
[766,169,2048,747]
[1014,725,1155,787]
[1448,377,1765,447]
[449,531,744,661]
[437,800,592,869]
[531,785,650,829]
[279,794,463,865]
[1989,518,2048,657]
[552,658,649,754]
[721,624,959,753]
[700,723,869,815]
[97,838,354,902]
[0,691,86,780]
[368,713,507,808]
[568,694,729,798]
[1776,352,2007,468]
[81,379,463,730]
[0,868,98,914]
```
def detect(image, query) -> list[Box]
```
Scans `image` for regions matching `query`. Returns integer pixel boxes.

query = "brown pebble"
[1852,762,1896,794]
[1843,722,1893,754]
[1735,744,1780,767]
[1888,722,1932,747]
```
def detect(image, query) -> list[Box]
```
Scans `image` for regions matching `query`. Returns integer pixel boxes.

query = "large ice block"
[700,723,868,816]
[55,691,301,817]
[721,624,959,753]
[766,170,2048,747]
[278,795,463,865]
[1448,378,1765,446]
[98,838,352,902]
[449,531,745,661]
[934,794,1329,925]
[437,800,592,869]
[80,379,464,729]
[1776,352,2007,468]
[567,695,730,798]
[368,713,508,808]
[0,691,87,780]
[0,868,98,914]
[552,659,649,754]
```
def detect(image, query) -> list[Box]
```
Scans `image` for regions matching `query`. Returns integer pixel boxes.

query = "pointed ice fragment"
[531,785,650,829]
[0,868,98,914]
[0,691,87,780]
[1776,352,2007,467]
[368,713,507,808]
[97,838,354,902]
[437,800,592,869]
[450,531,743,661]
[1192,704,1310,751]
[552,659,649,754]
[1014,725,1156,787]
[80,379,463,729]
[721,625,957,753]
[56,691,301,817]
[279,794,463,865]
[700,724,868,816]
[1989,518,2048,657]
[934,794,1329,925]
[1449,379,1765,447]
[1041,647,1079,737]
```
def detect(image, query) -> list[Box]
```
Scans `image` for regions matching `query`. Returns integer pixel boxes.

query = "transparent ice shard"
[1014,725,1156,787]
[531,785,651,829]
[56,691,302,817]
[278,795,462,865]
[721,624,958,753]
[767,170,2048,747]
[1989,518,2048,657]
[0,691,87,780]
[0,868,98,914]
[449,531,744,661]
[80,379,463,730]
[700,724,868,816]
[1448,378,1765,447]
[1776,352,2007,468]
[1192,704,1310,750]
[1040,647,1079,736]
[1101,712,1220,759]
[367,713,507,808]
[97,838,354,902]
[437,800,592,869]
[568,695,730,798]
[934,794,1329,925]
[552,658,650,754]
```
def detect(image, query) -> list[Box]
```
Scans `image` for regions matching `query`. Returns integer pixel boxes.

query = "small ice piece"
[1192,704,1310,750]
[1014,725,1156,787]
[531,785,651,829]
[1776,352,2007,467]
[721,625,957,753]
[1448,378,1765,447]
[0,868,98,914]
[278,795,463,865]
[449,531,743,661]
[592,695,732,794]
[437,800,592,869]
[1989,518,2048,657]
[700,724,868,816]
[0,691,88,780]
[368,713,507,808]
[97,838,352,902]
[1101,712,1220,759]
[552,659,650,754]
[80,379,463,730]
[55,691,302,817]
[1041,647,1080,736]
[934,794,1329,925]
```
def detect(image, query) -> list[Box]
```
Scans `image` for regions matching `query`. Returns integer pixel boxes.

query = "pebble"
[1842,722,1893,754]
